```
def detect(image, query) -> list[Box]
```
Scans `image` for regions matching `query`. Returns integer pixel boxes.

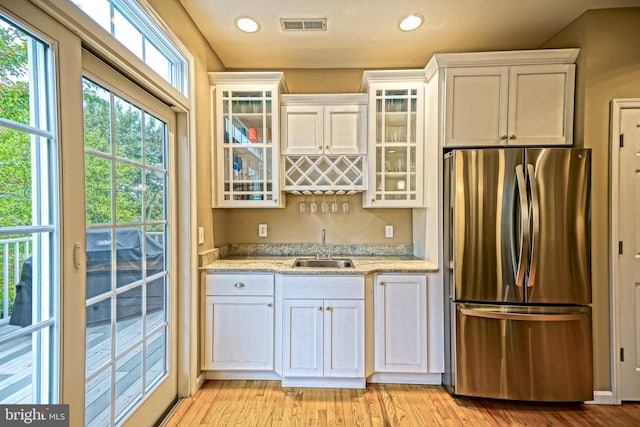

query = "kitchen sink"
[292,258,355,268]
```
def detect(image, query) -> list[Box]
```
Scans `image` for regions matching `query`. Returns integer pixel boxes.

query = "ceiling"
[179,0,640,69]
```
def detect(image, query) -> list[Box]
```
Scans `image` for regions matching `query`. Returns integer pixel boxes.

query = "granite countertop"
[201,256,438,275]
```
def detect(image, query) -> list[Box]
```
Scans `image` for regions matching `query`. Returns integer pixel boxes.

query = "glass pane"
[113,8,143,59]
[0,22,31,128]
[115,345,142,420]
[144,112,166,169]
[73,0,111,31]
[146,277,165,332]
[145,226,165,277]
[0,127,32,227]
[86,229,113,300]
[85,367,111,427]
[115,162,143,223]
[144,40,170,82]
[145,169,165,221]
[115,227,143,288]
[145,329,166,391]
[0,233,30,325]
[116,286,143,355]
[83,79,112,153]
[223,117,231,144]
[85,155,113,225]
[114,96,142,162]
[0,334,32,402]
[86,299,112,377]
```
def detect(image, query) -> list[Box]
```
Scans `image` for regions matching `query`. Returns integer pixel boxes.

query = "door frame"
[610,98,640,404]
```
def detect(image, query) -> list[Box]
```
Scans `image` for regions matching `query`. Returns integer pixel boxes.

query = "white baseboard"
[585,391,615,405]
[204,370,282,381]
[367,372,441,385]
[281,377,366,389]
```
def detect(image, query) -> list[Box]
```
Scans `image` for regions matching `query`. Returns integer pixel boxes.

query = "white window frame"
[70,0,188,96]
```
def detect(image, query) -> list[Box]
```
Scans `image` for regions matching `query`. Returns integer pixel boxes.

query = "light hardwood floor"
[162,380,640,426]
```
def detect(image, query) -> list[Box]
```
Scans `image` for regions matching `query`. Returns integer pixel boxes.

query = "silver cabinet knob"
[234,282,245,288]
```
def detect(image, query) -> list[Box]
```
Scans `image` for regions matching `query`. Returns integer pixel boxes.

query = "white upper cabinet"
[281,94,368,192]
[444,66,509,147]
[281,94,367,155]
[361,70,426,208]
[430,49,579,148]
[209,72,287,208]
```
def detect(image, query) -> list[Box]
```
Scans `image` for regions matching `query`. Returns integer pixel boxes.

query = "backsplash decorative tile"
[217,243,414,258]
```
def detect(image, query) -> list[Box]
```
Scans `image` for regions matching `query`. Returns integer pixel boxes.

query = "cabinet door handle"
[500,135,508,140]
[234,282,245,288]
[509,135,516,139]
[379,282,386,286]
[317,306,323,311]
[266,303,273,308]
[326,306,332,311]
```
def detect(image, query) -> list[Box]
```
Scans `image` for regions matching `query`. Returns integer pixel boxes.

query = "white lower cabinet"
[283,298,364,378]
[282,275,367,387]
[203,274,275,371]
[374,274,427,373]
[370,273,443,384]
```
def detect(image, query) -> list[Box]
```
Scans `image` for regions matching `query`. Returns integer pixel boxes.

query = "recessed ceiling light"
[235,16,260,33]
[398,13,424,32]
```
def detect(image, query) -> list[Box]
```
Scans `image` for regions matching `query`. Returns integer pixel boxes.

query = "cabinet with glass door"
[209,72,286,207]
[362,71,426,207]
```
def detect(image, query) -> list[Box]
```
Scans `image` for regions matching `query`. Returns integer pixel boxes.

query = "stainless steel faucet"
[317,228,331,260]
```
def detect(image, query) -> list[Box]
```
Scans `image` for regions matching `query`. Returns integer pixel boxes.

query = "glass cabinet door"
[221,90,276,202]
[372,88,420,204]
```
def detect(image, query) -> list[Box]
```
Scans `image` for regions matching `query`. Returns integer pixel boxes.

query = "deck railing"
[0,236,31,325]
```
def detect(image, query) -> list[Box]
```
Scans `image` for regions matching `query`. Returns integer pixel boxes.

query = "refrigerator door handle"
[527,164,540,288]
[459,308,585,322]
[514,164,529,289]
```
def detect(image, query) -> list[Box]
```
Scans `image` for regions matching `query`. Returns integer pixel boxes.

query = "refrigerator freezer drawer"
[452,303,593,402]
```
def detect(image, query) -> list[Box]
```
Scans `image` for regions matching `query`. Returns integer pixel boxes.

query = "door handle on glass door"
[527,164,540,288]
[514,164,530,289]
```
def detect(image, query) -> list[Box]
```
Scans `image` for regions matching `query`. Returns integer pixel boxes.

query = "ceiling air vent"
[280,18,327,31]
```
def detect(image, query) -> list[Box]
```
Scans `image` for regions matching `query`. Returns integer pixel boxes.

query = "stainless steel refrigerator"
[443,147,593,402]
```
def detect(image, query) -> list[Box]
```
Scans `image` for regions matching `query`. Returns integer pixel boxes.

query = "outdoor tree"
[0,23,30,229]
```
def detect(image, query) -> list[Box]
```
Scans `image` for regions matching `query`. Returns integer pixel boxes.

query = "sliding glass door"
[82,52,177,427]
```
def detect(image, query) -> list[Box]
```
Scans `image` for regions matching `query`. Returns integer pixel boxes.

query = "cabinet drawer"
[283,275,364,299]
[206,274,274,296]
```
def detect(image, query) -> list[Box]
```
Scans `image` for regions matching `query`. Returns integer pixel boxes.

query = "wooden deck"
[0,309,166,426]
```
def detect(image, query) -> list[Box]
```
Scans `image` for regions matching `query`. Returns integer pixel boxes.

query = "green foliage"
[0,24,31,229]
[82,78,167,226]
[0,22,169,317]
